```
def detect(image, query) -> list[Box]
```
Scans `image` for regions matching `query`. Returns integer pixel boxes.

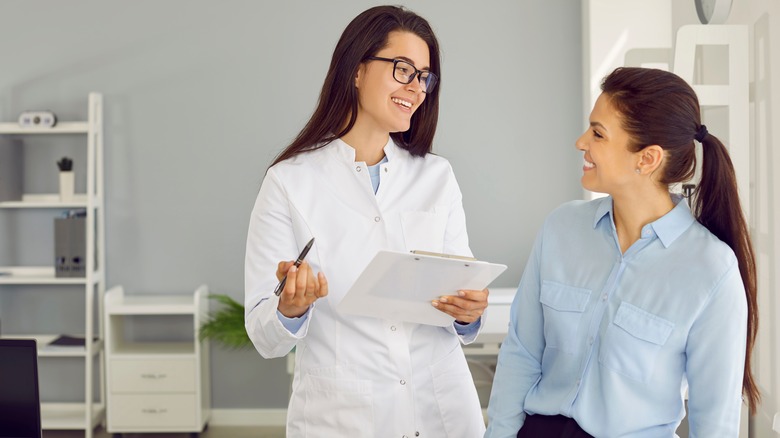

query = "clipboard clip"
[410,250,477,262]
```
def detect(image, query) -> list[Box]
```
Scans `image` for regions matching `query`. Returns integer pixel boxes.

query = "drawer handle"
[140,373,167,379]
[141,408,168,414]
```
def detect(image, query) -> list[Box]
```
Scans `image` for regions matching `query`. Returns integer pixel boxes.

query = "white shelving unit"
[0,93,106,437]
[104,285,210,436]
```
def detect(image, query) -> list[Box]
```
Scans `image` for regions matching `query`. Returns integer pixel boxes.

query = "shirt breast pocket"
[400,207,447,253]
[540,281,591,354]
[599,302,674,383]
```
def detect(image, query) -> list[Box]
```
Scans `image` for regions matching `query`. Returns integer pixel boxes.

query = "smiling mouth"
[583,159,595,169]
[391,97,412,109]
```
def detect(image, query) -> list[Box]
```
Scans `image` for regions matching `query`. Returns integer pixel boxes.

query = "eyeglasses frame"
[365,56,437,93]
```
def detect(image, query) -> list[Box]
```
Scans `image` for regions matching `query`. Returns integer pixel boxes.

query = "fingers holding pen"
[276,260,294,281]
[277,261,327,318]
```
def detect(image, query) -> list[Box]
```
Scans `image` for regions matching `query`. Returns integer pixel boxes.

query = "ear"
[636,145,665,175]
[354,63,365,89]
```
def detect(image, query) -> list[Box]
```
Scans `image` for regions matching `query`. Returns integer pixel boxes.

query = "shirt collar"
[593,194,695,248]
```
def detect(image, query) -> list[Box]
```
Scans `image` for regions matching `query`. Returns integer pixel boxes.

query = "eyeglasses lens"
[393,60,436,93]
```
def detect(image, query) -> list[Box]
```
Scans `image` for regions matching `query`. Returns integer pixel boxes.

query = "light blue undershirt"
[368,155,388,194]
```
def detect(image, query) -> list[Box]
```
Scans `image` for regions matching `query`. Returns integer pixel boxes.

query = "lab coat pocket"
[430,346,485,437]
[599,302,674,383]
[401,207,447,253]
[539,281,591,354]
[303,372,374,436]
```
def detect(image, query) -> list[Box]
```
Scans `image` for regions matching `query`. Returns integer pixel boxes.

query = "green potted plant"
[199,294,252,349]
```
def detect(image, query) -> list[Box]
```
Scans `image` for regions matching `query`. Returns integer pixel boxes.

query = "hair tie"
[694,125,708,142]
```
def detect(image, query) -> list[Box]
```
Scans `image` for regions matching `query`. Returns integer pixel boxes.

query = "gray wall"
[0,1,583,408]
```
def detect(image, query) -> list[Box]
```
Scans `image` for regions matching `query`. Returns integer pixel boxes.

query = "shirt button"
[390,326,397,331]
[400,379,406,385]
[601,294,608,301]
[588,336,594,345]
[576,379,581,386]
[374,216,381,222]
[356,166,362,172]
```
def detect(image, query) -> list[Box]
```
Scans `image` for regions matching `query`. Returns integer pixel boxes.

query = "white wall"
[672,0,780,435]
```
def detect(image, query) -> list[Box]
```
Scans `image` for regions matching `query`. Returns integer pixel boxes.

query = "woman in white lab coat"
[245,5,488,437]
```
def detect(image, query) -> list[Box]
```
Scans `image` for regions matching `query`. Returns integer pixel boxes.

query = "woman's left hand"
[431,288,489,324]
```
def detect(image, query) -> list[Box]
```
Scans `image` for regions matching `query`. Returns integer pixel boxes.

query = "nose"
[405,76,424,94]
[575,131,588,151]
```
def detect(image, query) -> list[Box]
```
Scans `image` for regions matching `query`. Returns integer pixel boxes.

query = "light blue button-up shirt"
[486,195,747,438]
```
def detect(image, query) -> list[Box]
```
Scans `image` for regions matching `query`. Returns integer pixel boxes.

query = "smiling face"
[575,93,642,196]
[354,31,430,135]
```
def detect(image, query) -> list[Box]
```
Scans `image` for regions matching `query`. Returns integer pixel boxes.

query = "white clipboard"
[337,250,507,326]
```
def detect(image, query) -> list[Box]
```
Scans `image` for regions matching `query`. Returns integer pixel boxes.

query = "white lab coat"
[245,138,485,438]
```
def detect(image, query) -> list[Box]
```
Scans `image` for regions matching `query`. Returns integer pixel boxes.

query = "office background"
[0,0,777,434]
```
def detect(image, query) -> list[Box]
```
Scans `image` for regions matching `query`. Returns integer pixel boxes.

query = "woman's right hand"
[275,260,328,318]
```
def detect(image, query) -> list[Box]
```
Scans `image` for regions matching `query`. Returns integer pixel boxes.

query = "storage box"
[54,216,86,278]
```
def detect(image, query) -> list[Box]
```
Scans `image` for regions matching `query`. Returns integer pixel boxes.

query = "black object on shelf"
[48,335,96,347]
[56,157,73,171]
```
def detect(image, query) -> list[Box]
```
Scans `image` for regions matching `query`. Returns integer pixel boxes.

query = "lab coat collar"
[329,137,399,164]
[593,194,695,248]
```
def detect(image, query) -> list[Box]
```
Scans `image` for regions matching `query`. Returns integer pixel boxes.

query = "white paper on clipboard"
[337,250,507,326]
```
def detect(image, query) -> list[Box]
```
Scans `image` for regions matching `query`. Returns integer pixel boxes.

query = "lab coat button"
[384,167,388,172]
[400,379,406,385]
[356,166,362,172]
[374,216,381,222]
[390,325,397,331]
[415,433,420,437]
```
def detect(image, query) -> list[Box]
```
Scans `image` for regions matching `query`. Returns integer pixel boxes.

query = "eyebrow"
[590,121,607,132]
[394,56,431,71]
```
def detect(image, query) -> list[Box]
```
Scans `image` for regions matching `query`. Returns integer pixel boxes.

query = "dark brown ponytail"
[602,67,760,413]
[694,132,759,413]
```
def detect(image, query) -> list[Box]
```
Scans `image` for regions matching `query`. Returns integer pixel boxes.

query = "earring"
[635,168,641,174]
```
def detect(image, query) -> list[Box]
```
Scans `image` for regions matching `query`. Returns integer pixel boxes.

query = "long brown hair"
[602,67,760,413]
[270,5,441,167]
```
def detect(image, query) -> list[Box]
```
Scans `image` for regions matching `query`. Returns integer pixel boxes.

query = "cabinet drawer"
[110,358,196,393]
[109,393,198,429]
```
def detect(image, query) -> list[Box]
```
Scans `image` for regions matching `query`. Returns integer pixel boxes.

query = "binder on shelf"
[54,210,86,278]
[0,138,22,202]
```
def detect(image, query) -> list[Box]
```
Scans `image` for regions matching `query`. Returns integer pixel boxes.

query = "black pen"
[274,237,315,296]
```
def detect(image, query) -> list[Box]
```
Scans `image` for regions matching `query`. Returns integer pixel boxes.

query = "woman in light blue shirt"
[485,67,759,437]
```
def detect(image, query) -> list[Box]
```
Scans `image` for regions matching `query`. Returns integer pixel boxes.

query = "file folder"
[337,250,507,326]
[54,216,86,278]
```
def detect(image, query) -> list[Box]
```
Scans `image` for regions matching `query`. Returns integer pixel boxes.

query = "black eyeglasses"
[366,56,438,93]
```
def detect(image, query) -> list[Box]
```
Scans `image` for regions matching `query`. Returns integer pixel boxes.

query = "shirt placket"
[561,224,656,414]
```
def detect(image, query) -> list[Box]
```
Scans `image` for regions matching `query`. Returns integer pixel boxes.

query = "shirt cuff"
[277,308,310,335]
[454,318,480,337]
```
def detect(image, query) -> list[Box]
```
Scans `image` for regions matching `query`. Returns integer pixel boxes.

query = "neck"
[340,121,389,166]
[611,186,674,253]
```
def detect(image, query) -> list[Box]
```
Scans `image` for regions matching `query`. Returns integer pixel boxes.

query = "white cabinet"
[0,93,105,437]
[104,285,210,436]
